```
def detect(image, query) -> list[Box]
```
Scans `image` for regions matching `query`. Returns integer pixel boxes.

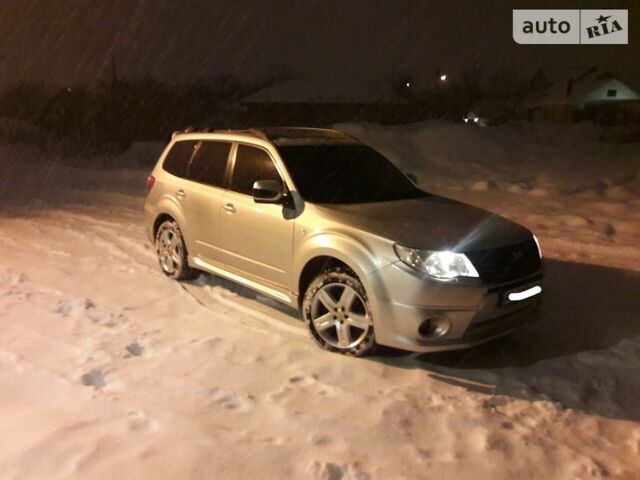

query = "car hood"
[316,195,532,252]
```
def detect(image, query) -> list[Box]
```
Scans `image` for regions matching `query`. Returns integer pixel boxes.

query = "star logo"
[596,15,611,23]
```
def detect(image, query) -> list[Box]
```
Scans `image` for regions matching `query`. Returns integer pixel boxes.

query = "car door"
[219,143,294,289]
[182,140,232,264]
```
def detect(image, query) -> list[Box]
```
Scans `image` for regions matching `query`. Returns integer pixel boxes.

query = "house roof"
[242,78,405,104]
[527,67,639,107]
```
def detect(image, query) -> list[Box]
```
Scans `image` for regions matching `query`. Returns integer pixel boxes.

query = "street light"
[439,74,447,82]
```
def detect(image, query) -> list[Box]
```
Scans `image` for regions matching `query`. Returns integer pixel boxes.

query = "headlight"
[393,244,479,279]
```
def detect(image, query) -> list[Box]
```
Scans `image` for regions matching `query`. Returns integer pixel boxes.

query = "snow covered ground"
[0,122,639,479]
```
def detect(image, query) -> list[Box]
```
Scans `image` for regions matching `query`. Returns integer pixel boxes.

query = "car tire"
[302,268,377,356]
[155,219,197,281]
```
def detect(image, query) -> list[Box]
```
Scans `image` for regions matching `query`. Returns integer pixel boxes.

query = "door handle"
[176,189,186,198]
[223,203,236,213]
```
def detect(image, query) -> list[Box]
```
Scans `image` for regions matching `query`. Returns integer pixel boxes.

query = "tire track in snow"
[63,212,308,338]
[52,210,308,339]
[3,205,307,343]
[25,210,159,274]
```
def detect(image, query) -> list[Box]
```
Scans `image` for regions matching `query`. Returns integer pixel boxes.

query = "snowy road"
[1,124,639,479]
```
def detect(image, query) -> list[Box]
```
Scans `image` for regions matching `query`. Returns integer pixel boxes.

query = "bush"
[0,84,52,123]
[0,74,285,155]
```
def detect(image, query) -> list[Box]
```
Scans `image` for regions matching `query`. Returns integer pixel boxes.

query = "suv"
[144,127,543,356]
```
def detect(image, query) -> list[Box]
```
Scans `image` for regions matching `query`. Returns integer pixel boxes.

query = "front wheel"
[302,268,376,356]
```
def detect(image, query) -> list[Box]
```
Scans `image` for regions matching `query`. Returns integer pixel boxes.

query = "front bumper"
[365,261,543,353]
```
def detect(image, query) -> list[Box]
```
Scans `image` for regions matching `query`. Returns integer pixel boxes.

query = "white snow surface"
[0,122,639,479]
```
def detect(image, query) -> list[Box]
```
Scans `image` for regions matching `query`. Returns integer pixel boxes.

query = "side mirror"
[252,179,284,203]
[406,172,418,184]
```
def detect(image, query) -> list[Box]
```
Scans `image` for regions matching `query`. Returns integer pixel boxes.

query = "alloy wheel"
[156,224,184,275]
[310,283,372,349]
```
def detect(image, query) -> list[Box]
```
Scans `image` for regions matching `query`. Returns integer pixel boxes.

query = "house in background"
[242,78,405,104]
[237,78,420,126]
[526,67,640,124]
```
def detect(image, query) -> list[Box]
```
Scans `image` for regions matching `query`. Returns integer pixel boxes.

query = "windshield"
[277,144,427,204]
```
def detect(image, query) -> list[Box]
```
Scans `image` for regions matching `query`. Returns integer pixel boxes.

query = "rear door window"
[231,144,281,195]
[188,141,231,188]
[162,140,197,178]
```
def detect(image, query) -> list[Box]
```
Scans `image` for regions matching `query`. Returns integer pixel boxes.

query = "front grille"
[465,239,541,284]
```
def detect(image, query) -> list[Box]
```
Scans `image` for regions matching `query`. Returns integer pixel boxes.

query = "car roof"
[171,127,359,146]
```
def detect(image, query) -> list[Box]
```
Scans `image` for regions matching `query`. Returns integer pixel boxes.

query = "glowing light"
[533,235,543,259]
[473,117,479,123]
[394,245,479,279]
[463,118,469,123]
[439,74,447,81]
[405,82,411,88]
[508,285,542,302]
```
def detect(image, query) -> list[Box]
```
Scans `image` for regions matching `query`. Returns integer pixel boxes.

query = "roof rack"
[171,126,357,143]
[171,126,262,139]
[257,127,355,141]
[247,128,269,140]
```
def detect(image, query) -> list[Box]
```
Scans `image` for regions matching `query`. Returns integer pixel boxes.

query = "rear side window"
[231,144,281,195]
[188,141,231,188]
[162,140,197,178]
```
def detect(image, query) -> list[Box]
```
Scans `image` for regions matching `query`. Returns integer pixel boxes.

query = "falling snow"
[0,121,639,479]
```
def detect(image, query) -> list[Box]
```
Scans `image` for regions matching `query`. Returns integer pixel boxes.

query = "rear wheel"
[155,220,196,280]
[302,268,376,356]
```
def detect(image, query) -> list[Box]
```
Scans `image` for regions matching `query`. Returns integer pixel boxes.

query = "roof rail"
[171,126,356,142]
[257,127,356,141]
[171,125,211,139]
[247,128,269,140]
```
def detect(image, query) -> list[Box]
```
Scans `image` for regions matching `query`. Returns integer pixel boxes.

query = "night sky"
[0,0,637,91]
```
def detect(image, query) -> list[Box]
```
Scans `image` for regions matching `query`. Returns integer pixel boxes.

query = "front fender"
[293,231,397,332]
[293,230,393,291]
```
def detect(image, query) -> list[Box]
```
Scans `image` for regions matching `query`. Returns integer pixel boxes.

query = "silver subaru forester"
[144,127,543,356]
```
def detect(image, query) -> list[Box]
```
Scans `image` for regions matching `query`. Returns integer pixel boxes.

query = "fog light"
[418,317,451,338]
